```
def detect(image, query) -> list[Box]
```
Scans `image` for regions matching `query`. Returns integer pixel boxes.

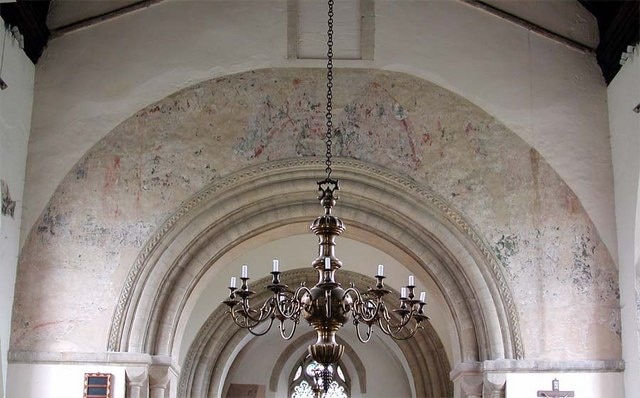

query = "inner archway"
[179,237,454,397]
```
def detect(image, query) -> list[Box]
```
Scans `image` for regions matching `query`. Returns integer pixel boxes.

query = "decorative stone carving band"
[108,158,523,361]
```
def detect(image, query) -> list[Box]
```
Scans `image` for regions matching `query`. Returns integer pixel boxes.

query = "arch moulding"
[107,157,524,370]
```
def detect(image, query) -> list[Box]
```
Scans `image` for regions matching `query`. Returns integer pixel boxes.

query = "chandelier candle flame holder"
[222,0,429,391]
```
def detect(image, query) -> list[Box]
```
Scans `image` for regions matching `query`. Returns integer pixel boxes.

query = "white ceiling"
[46,0,141,30]
[45,0,598,50]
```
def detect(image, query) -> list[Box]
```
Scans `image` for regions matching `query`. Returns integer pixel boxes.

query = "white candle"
[324,257,331,270]
[377,264,384,276]
[401,287,407,298]
[230,277,237,288]
[273,259,279,272]
[241,265,248,278]
[408,275,415,286]
[420,291,426,302]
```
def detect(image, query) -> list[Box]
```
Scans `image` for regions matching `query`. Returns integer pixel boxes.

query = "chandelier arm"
[383,302,415,328]
[342,286,362,305]
[272,285,311,325]
[352,301,378,324]
[343,287,367,321]
[293,285,313,303]
[279,318,299,340]
[376,306,395,336]
[247,316,276,336]
[378,305,412,335]
[229,307,263,329]
[376,306,425,340]
[386,324,423,341]
[235,298,276,324]
[354,321,374,343]
[275,296,303,320]
[344,287,384,324]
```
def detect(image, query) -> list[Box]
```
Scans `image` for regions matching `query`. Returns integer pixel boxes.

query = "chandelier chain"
[325,0,335,179]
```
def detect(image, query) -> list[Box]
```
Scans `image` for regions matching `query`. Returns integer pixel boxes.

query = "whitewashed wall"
[506,372,623,398]
[22,0,616,257]
[609,43,640,398]
[6,364,125,398]
[0,18,34,398]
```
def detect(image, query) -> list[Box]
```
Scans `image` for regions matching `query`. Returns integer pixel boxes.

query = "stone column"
[149,364,178,398]
[482,373,506,398]
[126,366,149,398]
[451,362,483,398]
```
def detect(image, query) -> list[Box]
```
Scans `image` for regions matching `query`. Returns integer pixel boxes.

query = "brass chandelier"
[222,0,428,390]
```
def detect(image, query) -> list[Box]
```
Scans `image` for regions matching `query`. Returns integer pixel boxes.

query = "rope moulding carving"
[107,158,524,360]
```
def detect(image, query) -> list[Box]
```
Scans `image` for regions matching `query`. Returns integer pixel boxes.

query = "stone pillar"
[126,366,149,398]
[482,373,506,398]
[451,363,483,398]
[149,364,178,398]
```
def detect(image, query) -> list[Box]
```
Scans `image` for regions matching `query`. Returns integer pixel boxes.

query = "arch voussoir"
[109,158,523,395]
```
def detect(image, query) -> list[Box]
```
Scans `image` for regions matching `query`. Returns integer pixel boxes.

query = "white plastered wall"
[0,18,34,398]
[7,364,125,398]
[609,43,640,398]
[22,0,616,260]
[506,372,623,398]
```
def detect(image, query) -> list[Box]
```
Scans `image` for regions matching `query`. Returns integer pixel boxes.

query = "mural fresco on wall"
[12,68,619,360]
[1,179,16,218]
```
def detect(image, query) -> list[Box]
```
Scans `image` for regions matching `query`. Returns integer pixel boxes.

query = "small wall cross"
[537,379,575,397]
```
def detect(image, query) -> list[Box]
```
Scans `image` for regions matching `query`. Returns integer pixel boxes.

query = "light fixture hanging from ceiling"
[223,0,428,392]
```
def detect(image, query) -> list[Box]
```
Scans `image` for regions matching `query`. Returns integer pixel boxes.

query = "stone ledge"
[8,351,178,369]
[451,359,625,379]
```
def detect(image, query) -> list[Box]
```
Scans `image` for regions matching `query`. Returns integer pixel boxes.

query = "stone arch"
[179,269,453,397]
[107,159,523,368]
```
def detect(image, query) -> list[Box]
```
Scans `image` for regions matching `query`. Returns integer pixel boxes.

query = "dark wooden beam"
[0,0,51,64]
[580,0,640,84]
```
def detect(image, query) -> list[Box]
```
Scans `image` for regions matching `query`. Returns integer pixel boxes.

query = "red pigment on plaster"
[104,156,121,190]
[400,119,420,167]
[465,122,475,134]
[33,320,68,330]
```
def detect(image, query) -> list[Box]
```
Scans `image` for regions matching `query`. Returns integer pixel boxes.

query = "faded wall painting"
[12,68,619,361]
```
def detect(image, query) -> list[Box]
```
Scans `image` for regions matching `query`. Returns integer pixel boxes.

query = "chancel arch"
[12,68,621,398]
[108,158,523,395]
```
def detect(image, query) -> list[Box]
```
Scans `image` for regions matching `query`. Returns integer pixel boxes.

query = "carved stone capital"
[483,373,506,398]
[451,362,483,398]
[149,364,178,398]
[125,366,149,398]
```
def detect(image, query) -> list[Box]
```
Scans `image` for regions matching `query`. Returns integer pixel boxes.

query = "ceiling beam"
[0,0,50,64]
